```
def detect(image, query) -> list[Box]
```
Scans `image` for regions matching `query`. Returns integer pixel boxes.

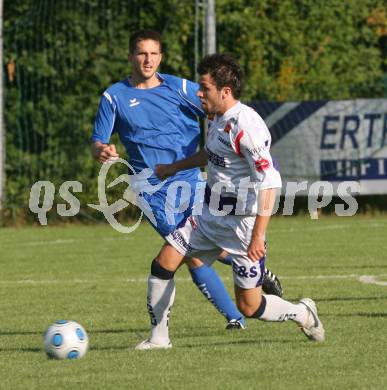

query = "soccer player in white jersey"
[136,53,325,350]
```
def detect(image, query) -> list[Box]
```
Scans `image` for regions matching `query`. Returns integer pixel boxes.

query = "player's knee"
[237,297,264,318]
[237,304,257,318]
[151,259,175,280]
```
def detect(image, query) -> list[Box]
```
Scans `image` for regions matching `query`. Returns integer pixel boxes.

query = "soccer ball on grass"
[44,320,89,359]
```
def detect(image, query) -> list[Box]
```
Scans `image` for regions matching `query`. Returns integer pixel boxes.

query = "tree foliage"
[217,0,387,100]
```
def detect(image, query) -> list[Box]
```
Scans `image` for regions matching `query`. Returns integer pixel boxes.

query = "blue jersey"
[92,73,205,236]
[92,73,204,182]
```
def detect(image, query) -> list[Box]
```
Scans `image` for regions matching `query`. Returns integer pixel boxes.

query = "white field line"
[1,222,386,247]
[17,236,139,246]
[269,222,386,234]
[0,274,386,286]
[358,275,387,287]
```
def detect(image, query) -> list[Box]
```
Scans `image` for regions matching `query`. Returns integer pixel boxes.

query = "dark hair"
[129,29,162,54]
[197,53,244,99]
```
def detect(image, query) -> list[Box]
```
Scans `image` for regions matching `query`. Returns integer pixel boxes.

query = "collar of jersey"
[216,101,242,122]
[126,73,165,90]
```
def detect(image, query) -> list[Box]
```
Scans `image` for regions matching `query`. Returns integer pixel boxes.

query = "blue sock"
[189,264,245,324]
[216,254,233,266]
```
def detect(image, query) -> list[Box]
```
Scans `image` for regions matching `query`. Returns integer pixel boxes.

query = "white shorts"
[165,204,265,289]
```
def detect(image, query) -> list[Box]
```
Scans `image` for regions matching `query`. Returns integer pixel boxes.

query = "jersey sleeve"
[230,111,282,189]
[178,78,205,118]
[91,91,117,143]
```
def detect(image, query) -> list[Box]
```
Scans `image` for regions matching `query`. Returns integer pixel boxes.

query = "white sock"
[258,295,308,325]
[147,275,176,344]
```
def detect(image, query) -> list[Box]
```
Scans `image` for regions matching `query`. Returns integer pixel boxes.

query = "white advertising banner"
[251,99,387,195]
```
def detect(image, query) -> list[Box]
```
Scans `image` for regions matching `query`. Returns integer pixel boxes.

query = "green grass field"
[0,215,386,389]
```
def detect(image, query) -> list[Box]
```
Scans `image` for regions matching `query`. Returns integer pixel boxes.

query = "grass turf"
[0,215,386,389]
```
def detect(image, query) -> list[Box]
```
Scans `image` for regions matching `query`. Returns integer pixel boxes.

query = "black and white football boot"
[262,267,283,297]
[225,318,246,330]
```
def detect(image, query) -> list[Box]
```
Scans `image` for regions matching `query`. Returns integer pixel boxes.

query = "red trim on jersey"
[235,130,244,157]
[255,158,270,172]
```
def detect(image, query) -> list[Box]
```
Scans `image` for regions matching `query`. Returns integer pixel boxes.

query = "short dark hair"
[129,29,162,54]
[197,53,244,99]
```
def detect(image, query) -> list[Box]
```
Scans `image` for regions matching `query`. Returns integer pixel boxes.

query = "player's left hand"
[247,235,266,262]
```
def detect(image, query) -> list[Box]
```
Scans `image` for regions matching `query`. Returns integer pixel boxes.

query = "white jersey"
[205,101,282,215]
[166,102,282,288]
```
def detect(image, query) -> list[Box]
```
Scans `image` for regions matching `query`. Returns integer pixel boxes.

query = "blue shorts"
[141,175,204,237]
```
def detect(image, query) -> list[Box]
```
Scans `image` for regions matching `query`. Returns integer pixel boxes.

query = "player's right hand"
[247,235,266,262]
[154,164,176,180]
[95,143,119,164]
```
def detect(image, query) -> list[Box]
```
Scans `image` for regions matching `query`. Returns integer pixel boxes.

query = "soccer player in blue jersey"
[91,30,282,345]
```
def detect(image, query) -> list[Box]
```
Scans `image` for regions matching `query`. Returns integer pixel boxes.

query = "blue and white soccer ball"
[44,320,89,359]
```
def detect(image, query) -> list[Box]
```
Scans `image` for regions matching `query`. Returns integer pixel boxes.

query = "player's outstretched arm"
[155,149,208,180]
[91,141,119,164]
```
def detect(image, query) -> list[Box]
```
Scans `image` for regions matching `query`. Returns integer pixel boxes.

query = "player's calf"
[189,262,247,329]
[141,260,176,348]
[235,288,325,342]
